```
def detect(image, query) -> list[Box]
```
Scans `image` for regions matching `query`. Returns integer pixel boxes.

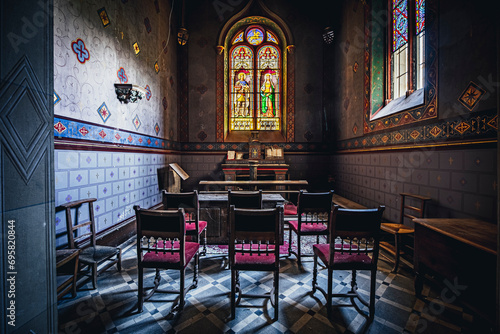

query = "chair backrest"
[163,190,200,225]
[228,205,282,260]
[399,193,431,225]
[297,190,334,226]
[134,206,188,265]
[329,205,385,266]
[56,198,97,249]
[228,189,263,209]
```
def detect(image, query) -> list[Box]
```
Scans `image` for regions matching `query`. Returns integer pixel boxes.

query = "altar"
[222,160,289,190]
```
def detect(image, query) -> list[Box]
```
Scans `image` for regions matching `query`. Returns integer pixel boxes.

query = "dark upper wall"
[185,0,327,143]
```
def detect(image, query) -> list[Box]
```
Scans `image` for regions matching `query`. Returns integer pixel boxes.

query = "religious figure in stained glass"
[234,70,251,117]
[260,71,276,117]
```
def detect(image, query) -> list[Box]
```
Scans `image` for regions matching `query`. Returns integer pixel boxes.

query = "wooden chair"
[380,193,431,272]
[227,189,263,210]
[56,249,80,300]
[288,190,334,267]
[227,205,283,321]
[56,198,121,290]
[312,205,385,321]
[162,190,208,256]
[134,206,199,314]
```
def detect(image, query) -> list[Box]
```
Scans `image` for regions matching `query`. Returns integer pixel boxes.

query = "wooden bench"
[332,194,367,209]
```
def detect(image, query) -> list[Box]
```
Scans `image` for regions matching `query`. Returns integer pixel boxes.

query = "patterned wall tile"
[464,150,495,172]
[451,172,478,193]
[438,189,463,210]
[55,171,68,190]
[439,151,464,170]
[429,171,451,189]
[463,194,494,220]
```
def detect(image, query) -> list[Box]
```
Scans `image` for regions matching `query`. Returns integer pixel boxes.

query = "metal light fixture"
[114,84,146,104]
[322,26,334,44]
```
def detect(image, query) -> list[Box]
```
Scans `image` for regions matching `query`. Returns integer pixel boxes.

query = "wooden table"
[413,218,497,323]
[199,193,285,244]
[199,180,308,191]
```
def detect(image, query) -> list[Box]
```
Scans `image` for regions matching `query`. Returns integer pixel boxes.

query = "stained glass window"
[393,0,408,52]
[229,26,281,132]
[416,0,425,34]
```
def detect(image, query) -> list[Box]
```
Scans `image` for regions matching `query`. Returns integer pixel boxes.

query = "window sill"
[370,88,424,121]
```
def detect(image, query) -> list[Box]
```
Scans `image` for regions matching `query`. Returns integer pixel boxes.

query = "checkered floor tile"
[58,235,492,333]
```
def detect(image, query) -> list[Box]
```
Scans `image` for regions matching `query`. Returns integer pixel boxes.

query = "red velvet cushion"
[142,240,199,267]
[284,203,297,216]
[234,244,277,266]
[288,220,327,233]
[313,243,372,265]
[185,220,208,235]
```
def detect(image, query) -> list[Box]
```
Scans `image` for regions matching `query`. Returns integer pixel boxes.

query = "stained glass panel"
[266,31,278,44]
[232,31,244,44]
[246,28,264,46]
[230,46,254,130]
[416,0,425,34]
[257,45,280,130]
[393,0,408,52]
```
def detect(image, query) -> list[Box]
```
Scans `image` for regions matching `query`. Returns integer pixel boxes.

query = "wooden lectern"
[157,163,189,193]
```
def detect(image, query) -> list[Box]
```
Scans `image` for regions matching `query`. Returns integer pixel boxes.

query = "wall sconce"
[114,84,146,104]
[177,27,189,45]
[322,27,334,44]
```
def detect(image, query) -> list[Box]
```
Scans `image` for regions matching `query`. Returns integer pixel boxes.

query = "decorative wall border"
[363,0,438,133]
[54,116,181,151]
[339,109,497,150]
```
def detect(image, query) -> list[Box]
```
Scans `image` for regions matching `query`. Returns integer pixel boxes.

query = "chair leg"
[180,268,186,310]
[117,250,122,272]
[92,263,98,289]
[392,233,401,273]
[312,254,318,293]
[296,234,302,266]
[230,269,236,320]
[369,268,376,321]
[138,265,144,312]
[202,229,207,256]
[327,268,333,317]
[274,269,279,320]
[288,227,293,256]
[193,253,199,288]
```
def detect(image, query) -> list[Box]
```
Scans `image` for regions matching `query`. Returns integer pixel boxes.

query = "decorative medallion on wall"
[458,81,485,111]
[144,18,152,33]
[71,38,90,64]
[97,102,111,123]
[197,84,207,95]
[154,0,160,13]
[97,7,110,27]
[162,97,168,110]
[117,67,128,84]
[352,123,358,135]
[154,61,159,73]
[54,91,60,105]
[304,84,313,94]
[79,126,89,137]
[133,42,140,55]
[344,40,350,53]
[353,61,359,73]
[54,121,66,134]
[145,85,151,100]
[304,131,313,141]
[132,115,141,130]
[197,131,207,141]
[154,122,160,135]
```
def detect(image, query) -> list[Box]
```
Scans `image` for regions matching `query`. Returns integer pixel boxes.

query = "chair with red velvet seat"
[227,205,283,321]
[162,190,208,256]
[288,190,334,267]
[312,205,385,321]
[227,189,263,210]
[134,206,199,314]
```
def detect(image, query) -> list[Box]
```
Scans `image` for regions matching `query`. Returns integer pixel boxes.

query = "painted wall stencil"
[144,17,152,33]
[353,61,359,73]
[97,7,110,27]
[71,38,90,64]
[154,61,159,73]
[162,40,168,54]
[154,123,160,135]
[154,0,160,13]
[97,102,111,123]
[458,81,485,111]
[117,67,128,84]
[132,115,141,130]
[133,42,140,55]
[145,85,151,100]
[54,91,60,105]
[162,97,168,110]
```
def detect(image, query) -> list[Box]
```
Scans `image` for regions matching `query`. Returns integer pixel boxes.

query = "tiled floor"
[57,235,492,333]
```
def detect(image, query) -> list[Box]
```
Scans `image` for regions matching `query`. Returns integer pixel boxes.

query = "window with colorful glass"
[390,0,425,100]
[229,25,281,131]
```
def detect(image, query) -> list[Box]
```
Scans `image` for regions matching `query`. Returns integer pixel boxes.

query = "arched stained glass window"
[229,25,281,132]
